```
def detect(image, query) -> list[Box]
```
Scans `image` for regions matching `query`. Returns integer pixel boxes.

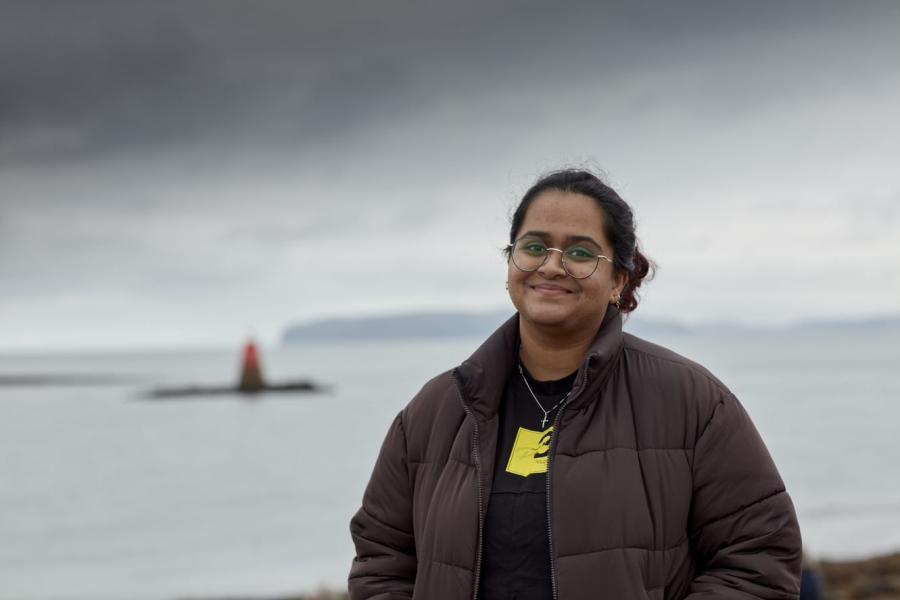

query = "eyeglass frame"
[506,237,614,279]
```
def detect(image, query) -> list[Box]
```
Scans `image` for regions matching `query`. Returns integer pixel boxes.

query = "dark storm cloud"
[2,0,891,166]
[2,0,900,350]
[0,1,423,164]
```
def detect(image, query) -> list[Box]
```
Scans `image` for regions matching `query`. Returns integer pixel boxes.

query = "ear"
[615,271,629,296]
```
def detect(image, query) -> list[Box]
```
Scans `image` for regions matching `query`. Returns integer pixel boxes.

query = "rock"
[819,551,900,600]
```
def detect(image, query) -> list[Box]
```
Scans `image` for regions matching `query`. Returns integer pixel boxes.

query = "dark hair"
[506,169,655,314]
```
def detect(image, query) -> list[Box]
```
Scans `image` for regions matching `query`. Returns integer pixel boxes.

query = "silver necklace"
[518,362,572,429]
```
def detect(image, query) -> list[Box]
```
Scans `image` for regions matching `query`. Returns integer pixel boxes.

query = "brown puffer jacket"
[349,307,802,600]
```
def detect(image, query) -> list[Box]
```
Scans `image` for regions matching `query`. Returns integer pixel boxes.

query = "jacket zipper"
[455,362,591,600]
[546,369,590,600]
[453,373,485,600]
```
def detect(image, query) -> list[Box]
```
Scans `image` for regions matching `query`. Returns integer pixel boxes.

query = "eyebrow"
[519,230,604,249]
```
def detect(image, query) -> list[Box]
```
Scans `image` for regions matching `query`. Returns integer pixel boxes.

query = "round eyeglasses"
[507,237,613,279]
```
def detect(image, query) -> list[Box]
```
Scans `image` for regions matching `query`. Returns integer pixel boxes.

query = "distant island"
[281,310,900,343]
[282,311,513,342]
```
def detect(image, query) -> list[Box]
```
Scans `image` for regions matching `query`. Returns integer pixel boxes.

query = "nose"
[537,248,567,278]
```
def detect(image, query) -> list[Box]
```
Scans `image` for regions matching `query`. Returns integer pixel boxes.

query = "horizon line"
[2,309,899,356]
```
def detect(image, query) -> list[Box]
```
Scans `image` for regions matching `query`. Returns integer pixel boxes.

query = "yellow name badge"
[505,426,553,477]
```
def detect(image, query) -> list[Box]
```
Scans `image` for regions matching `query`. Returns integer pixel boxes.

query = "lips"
[531,283,573,295]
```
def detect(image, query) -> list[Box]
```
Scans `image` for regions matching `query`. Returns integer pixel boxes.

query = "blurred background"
[1,1,898,598]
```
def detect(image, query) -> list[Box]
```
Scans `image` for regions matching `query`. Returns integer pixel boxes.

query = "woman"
[349,169,802,600]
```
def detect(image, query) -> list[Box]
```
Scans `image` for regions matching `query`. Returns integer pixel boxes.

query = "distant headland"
[281,310,900,343]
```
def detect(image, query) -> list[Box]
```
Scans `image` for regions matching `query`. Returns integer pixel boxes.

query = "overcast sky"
[2,0,899,351]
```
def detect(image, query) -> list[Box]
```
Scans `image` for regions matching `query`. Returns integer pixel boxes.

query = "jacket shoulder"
[623,332,731,393]
[621,332,735,423]
[400,368,467,454]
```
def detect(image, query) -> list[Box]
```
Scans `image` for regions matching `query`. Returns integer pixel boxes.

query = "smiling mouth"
[531,284,573,295]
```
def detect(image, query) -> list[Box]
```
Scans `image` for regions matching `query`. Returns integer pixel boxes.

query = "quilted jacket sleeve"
[685,392,803,599]
[348,411,417,599]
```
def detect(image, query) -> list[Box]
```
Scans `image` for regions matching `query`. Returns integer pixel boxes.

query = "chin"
[517,301,574,327]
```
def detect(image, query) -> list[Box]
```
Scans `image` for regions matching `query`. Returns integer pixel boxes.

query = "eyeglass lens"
[511,239,600,279]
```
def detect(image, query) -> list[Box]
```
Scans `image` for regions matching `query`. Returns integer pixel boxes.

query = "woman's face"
[507,189,626,335]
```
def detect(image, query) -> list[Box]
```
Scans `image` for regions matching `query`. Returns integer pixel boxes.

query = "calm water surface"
[1,327,898,599]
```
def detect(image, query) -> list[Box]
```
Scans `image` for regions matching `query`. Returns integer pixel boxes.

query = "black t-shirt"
[478,364,577,600]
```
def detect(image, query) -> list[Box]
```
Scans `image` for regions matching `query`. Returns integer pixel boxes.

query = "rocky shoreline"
[819,551,900,599]
[177,550,900,600]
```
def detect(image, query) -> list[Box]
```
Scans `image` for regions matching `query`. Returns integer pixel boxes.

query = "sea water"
[1,328,898,599]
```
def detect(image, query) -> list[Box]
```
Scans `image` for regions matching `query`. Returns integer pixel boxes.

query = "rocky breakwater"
[821,551,900,599]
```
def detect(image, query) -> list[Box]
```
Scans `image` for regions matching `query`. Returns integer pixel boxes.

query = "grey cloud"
[3,0,900,350]
[0,2,416,164]
[222,220,345,246]
[2,0,893,167]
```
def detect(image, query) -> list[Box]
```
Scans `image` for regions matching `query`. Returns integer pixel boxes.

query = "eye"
[565,246,597,261]
[520,240,548,255]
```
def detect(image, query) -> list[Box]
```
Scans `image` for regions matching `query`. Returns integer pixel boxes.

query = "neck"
[518,313,605,381]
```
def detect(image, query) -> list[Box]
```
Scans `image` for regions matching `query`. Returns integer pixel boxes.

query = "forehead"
[518,190,608,243]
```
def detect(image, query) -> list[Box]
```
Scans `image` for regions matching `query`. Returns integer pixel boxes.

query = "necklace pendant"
[541,414,549,429]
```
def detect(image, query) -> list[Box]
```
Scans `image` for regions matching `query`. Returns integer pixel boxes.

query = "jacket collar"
[454,306,625,421]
